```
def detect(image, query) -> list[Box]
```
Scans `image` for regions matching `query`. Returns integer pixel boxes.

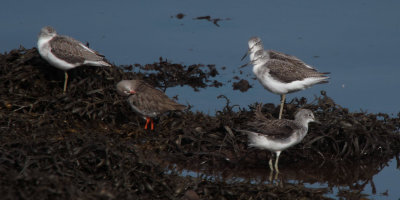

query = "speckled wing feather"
[268,50,315,70]
[246,119,300,140]
[50,35,107,64]
[246,104,302,140]
[266,59,329,83]
[129,80,185,116]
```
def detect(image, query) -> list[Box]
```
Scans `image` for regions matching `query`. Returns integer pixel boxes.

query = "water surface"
[1,0,399,198]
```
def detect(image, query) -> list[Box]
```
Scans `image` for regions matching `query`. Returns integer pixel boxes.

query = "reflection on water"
[162,153,399,199]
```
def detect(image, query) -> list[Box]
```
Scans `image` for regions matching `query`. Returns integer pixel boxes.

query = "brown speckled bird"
[116,80,186,130]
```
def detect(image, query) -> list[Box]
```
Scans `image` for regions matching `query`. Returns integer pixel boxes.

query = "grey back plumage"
[38,26,110,67]
[266,59,329,84]
[253,50,329,84]
[246,104,303,140]
[268,50,314,70]
[50,36,108,65]
[116,80,186,117]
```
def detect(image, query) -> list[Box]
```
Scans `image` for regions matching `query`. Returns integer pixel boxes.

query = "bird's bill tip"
[239,62,251,68]
[313,120,321,124]
[240,49,250,61]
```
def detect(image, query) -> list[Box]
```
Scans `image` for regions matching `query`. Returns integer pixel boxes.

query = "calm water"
[1,0,399,198]
[165,157,400,199]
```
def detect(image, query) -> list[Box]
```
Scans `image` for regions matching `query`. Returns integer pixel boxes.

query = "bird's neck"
[250,46,263,53]
[291,119,309,142]
[252,58,269,74]
[295,118,310,129]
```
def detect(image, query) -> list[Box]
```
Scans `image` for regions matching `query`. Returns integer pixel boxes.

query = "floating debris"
[232,79,252,92]
[193,15,231,27]
[175,13,185,19]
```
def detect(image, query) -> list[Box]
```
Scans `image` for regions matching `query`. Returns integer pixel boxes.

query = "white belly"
[248,132,298,152]
[253,64,325,94]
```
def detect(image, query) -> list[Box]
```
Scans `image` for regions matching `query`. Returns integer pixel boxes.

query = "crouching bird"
[239,104,319,173]
[116,80,186,130]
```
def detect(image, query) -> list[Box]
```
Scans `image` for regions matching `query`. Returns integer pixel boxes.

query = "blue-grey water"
[1,0,399,199]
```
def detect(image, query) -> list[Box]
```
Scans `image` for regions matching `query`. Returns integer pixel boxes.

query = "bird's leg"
[63,72,68,93]
[268,153,274,172]
[268,152,275,182]
[150,118,154,130]
[279,94,286,119]
[275,151,281,173]
[144,117,150,130]
[274,171,279,182]
[269,169,273,183]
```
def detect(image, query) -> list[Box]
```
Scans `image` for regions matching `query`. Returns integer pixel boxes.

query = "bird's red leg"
[151,118,154,130]
[144,117,150,130]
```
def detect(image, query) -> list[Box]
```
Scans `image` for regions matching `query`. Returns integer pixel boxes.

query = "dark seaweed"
[1,47,399,199]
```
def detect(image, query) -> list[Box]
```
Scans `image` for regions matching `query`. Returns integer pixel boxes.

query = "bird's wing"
[268,50,315,70]
[246,119,301,140]
[133,81,186,114]
[50,35,106,64]
[266,59,328,83]
[244,104,301,139]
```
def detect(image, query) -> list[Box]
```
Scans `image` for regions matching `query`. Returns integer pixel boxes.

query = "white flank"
[38,35,77,71]
[247,131,298,152]
[252,61,327,94]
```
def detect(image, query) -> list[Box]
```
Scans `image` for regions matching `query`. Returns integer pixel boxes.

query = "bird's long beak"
[129,90,136,94]
[240,49,250,61]
[239,60,254,68]
[239,62,250,68]
[313,119,321,124]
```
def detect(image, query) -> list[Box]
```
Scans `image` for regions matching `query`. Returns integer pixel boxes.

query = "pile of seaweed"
[1,47,399,199]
